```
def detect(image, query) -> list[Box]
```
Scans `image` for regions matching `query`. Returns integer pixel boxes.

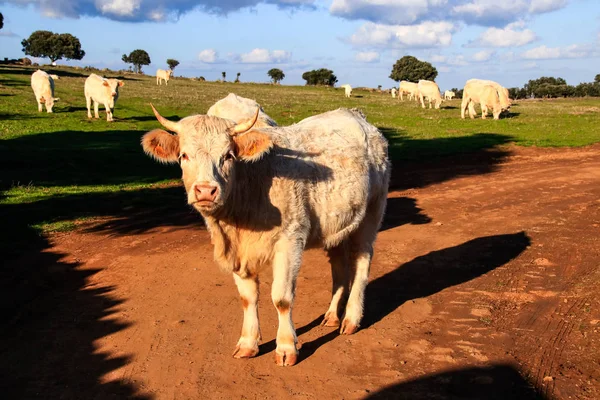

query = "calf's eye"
[180,153,189,162]
[224,152,235,161]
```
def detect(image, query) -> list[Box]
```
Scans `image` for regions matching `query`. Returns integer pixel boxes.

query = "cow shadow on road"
[380,197,432,232]
[365,364,546,400]
[292,232,531,363]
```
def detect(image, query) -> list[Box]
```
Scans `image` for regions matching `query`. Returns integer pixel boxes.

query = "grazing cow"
[142,106,390,367]
[84,73,124,122]
[49,74,60,80]
[461,82,502,120]
[31,70,58,113]
[207,93,278,127]
[417,80,443,109]
[444,90,455,100]
[156,69,173,86]
[341,84,352,97]
[465,79,511,113]
[398,81,419,101]
[391,88,397,99]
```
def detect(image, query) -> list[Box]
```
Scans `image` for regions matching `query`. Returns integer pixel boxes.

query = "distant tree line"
[508,76,600,99]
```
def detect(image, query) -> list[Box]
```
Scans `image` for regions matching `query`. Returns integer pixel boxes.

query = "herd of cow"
[347,78,512,120]
[31,68,511,122]
[27,68,510,366]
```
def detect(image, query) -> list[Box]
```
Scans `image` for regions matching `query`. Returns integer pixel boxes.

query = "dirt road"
[2,144,599,399]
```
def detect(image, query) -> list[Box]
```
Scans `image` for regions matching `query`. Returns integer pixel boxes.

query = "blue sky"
[1,0,599,90]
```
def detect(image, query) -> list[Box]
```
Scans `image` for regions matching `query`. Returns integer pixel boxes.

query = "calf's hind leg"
[341,195,386,335]
[321,243,350,328]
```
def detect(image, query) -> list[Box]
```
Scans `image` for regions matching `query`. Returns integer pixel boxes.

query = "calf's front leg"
[104,103,113,121]
[272,237,302,366]
[232,273,260,358]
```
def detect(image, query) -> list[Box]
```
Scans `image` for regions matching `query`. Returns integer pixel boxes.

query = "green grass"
[1,65,599,256]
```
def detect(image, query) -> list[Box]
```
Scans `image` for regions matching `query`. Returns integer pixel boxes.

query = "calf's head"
[142,105,272,215]
[103,78,124,109]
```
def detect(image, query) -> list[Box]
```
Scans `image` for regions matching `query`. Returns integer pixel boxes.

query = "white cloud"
[330,0,448,25]
[521,44,597,60]
[198,49,218,63]
[331,0,569,27]
[239,48,291,63]
[428,53,468,66]
[96,0,141,16]
[0,30,20,38]
[446,54,468,66]
[469,22,537,47]
[3,0,316,21]
[355,51,380,63]
[452,0,529,25]
[472,49,495,61]
[529,0,567,13]
[348,21,456,49]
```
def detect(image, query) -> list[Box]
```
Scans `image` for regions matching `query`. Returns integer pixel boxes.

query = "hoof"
[340,319,359,335]
[232,344,259,359]
[321,312,340,328]
[275,344,298,367]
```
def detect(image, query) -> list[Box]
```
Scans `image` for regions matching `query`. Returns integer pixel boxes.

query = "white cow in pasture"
[462,79,511,119]
[31,70,58,113]
[49,74,60,80]
[84,73,124,122]
[341,84,352,97]
[461,82,503,120]
[207,93,278,127]
[466,79,511,110]
[391,88,397,98]
[417,80,443,109]
[444,90,455,100]
[398,81,419,101]
[156,69,173,86]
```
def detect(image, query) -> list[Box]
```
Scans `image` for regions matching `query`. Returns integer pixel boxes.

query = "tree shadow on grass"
[0,128,180,189]
[0,65,142,81]
[379,128,513,190]
[122,114,182,122]
[365,364,546,400]
[0,112,45,120]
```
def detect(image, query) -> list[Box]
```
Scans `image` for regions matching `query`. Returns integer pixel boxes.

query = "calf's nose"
[195,184,218,202]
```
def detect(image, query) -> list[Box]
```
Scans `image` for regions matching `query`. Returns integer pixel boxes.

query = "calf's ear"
[118,80,124,87]
[142,129,180,164]
[233,130,273,162]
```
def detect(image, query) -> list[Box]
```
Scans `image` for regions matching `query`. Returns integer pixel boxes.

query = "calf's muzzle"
[194,183,219,203]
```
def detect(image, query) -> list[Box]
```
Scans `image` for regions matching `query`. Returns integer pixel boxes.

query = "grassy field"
[1,64,599,256]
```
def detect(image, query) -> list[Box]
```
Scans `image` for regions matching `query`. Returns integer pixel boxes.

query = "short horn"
[232,107,260,135]
[150,103,179,133]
